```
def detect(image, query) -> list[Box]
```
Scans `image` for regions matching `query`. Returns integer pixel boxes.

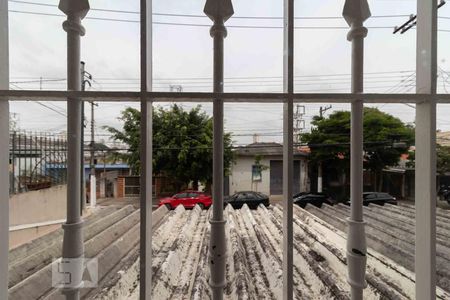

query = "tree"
[104,104,233,190]
[437,145,450,175]
[301,107,414,192]
[407,145,450,176]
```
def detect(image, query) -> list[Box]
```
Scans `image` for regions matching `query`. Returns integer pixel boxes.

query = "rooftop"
[234,142,309,157]
[8,202,450,299]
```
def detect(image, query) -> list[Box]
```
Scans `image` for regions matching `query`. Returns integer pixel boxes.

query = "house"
[228,142,310,200]
[437,131,450,146]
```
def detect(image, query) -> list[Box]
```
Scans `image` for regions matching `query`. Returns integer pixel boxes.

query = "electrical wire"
[7,0,412,19]
[11,70,415,83]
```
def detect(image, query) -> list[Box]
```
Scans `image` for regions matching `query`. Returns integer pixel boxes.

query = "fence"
[9,131,67,194]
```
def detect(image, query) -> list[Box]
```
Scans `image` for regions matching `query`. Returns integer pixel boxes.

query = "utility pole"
[169,84,183,92]
[319,105,332,118]
[80,62,86,213]
[80,61,91,213]
[392,0,445,34]
[293,104,305,144]
[317,105,331,193]
[90,99,97,208]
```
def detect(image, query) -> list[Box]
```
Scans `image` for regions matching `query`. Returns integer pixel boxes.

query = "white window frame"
[0,0,439,299]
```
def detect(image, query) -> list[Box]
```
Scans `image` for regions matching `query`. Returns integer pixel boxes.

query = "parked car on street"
[158,191,212,210]
[438,185,450,204]
[224,191,270,209]
[293,193,335,208]
[345,192,397,206]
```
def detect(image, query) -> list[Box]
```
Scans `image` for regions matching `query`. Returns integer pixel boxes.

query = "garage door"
[270,160,300,195]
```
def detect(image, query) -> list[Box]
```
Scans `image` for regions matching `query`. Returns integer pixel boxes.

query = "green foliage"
[407,145,450,175]
[104,107,141,173]
[437,145,450,175]
[104,105,234,186]
[253,155,269,171]
[301,107,414,173]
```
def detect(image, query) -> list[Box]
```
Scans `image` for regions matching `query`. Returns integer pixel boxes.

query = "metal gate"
[270,160,300,195]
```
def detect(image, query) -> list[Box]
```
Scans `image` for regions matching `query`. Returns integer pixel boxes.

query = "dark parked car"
[224,191,270,209]
[293,193,335,208]
[345,192,397,206]
[438,185,450,204]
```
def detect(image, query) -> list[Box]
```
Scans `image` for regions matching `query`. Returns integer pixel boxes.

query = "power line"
[10,83,67,117]
[393,0,446,34]
[10,78,65,84]
[0,9,418,30]
[11,70,415,82]
[7,1,411,19]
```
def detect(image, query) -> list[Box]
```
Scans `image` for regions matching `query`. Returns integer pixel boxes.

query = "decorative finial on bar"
[204,0,234,23]
[343,0,371,26]
[59,0,90,35]
[343,0,371,41]
[59,0,90,19]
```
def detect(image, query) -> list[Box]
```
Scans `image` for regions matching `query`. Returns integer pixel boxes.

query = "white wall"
[229,156,271,195]
[229,155,309,197]
[9,185,67,248]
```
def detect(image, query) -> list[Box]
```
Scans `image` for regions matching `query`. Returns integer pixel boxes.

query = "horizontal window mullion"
[0,90,448,103]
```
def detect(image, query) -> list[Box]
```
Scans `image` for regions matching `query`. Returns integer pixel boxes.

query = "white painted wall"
[229,156,271,195]
[9,185,67,248]
[229,155,309,197]
[9,184,67,227]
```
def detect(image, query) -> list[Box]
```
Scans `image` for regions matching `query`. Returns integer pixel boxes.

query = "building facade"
[229,143,310,200]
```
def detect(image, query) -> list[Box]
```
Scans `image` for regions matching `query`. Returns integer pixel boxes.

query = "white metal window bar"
[139,0,153,299]
[282,0,294,298]
[0,0,439,300]
[415,0,438,299]
[0,0,9,299]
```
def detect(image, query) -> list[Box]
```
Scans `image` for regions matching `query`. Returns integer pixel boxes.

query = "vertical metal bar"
[343,2,371,299]
[0,0,9,297]
[204,1,233,298]
[139,0,152,298]
[58,1,89,299]
[342,0,370,300]
[283,0,294,298]
[415,0,437,298]
[210,26,226,300]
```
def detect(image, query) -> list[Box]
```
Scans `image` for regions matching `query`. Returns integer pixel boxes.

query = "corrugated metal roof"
[9,202,450,299]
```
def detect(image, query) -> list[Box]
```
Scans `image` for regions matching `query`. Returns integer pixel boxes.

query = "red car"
[158,191,212,210]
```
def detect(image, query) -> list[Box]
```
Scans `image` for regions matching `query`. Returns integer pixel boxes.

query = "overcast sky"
[7,0,450,145]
